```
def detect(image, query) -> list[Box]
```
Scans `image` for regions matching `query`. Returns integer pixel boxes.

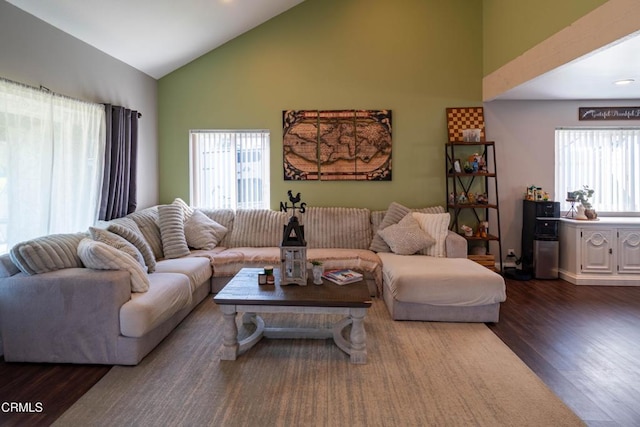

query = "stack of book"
[322,269,363,285]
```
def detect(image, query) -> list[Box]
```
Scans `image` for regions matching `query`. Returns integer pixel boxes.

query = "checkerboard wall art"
[446,107,486,142]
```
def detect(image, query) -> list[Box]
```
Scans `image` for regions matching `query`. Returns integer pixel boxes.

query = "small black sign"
[579,107,640,121]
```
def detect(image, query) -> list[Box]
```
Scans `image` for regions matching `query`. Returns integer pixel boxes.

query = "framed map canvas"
[283,109,392,181]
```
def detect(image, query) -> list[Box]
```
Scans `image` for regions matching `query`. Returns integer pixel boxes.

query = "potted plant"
[310,260,324,285]
[571,185,597,219]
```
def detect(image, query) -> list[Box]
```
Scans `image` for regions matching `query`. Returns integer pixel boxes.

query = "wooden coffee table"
[213,267,372,364]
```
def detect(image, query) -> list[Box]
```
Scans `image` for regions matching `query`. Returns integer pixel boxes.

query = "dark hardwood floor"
[1,278,639,426]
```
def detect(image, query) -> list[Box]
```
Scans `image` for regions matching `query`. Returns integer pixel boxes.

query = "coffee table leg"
[220,305,238,360]
[349,308,367,364]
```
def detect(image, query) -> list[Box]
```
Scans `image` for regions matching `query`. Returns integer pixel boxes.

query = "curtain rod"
[1,76,141,118]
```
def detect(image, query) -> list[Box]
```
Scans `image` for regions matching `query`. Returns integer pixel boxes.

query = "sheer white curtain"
[0,79,105,253]
[555,127,640,214]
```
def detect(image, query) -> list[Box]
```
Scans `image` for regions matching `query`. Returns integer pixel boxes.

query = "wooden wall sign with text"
[579,107,640,121]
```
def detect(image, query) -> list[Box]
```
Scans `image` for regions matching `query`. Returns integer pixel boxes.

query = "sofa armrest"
[445,231,467,258]
[0,268,131,364]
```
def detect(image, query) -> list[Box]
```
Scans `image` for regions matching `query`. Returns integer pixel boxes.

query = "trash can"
[533,239,559,279]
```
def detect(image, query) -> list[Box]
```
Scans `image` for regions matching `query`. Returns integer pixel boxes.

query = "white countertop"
[560,217,640,226]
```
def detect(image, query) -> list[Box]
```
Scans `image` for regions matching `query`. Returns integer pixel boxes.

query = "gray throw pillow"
[184,209,228,250]
[107,222,157,273]
[157,204,190,259]
[9,233,87,275]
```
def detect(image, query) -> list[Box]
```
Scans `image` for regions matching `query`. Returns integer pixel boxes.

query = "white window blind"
[555,128,640,214]
[189,130,270,210]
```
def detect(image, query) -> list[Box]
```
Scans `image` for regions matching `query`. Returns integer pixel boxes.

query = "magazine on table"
[322,269,363,285]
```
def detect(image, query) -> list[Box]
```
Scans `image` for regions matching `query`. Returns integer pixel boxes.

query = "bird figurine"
[288,190,301,204]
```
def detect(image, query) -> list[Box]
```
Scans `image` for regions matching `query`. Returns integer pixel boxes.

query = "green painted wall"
[482,0,607,75]
[158,0,483,210]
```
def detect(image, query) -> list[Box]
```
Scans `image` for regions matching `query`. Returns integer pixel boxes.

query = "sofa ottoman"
[379,253,506,322]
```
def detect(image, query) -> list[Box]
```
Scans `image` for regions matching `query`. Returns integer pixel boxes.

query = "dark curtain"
[99,104,139,221]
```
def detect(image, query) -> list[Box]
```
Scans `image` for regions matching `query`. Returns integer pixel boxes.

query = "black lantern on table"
[280,191,307,286]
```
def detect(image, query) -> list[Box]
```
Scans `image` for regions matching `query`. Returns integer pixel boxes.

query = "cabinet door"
[618,228,640,274]
[581,229,613,273]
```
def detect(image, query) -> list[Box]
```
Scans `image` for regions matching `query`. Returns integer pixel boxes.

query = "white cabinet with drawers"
[559,218,640,285]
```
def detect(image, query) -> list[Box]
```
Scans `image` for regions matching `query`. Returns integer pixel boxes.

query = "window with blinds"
[555,128,640,214]
[189,130,270,210]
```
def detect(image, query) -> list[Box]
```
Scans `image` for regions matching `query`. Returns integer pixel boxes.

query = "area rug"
[55,298,584,426]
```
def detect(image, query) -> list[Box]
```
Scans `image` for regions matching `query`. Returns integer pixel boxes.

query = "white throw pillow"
[184,210,228,250]
[412,212,451,257]
[77,238,149,292]
[369,202,411,252]
[377,213,436,255]
[88,227,147,271]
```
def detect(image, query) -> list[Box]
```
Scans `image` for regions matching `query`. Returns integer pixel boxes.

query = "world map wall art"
[283,109,392,181]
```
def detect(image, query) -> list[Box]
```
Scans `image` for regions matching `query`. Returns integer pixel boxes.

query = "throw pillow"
[157,204,190,259]
[412,212,451,257]
[184,210,228,250]
[77,238,149,292]
[106,223,157,273]
[172,197,195,222]
[377,213,436,255]
[369,202,411,252]
[9,232,87,275]
[88,227,147,272]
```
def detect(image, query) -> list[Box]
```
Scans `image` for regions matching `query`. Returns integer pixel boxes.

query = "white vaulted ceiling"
[6,0,304,79]
[5,0,640,100]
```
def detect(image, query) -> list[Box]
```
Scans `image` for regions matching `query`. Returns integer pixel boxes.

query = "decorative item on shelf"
[279,190,307,286]
[448,192,455,205]
[565,192,578,218]
[468,192,476,204]
[476,193,488,204]
[571,185,597,220]
[310,260,324,285]
[457,191,468,204]
[461,224,473,237]
[463,161,474,173]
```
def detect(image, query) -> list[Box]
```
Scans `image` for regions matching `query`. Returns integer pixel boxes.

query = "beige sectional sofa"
[0,200,506,365]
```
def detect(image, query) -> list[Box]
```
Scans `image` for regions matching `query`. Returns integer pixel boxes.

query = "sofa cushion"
[107,222,157,273]
[377,213,435,255]
[303,207,372,249]
[229,210,287,247]
[154,257,212,293]
[208,247,281,277]
[77,238,149,292]
[379,253,506,306]
[9,232,87,275]
[184,210,228,250]
[157,204,190,259]
[412,212,450,257]
[119,272,192,338]
[127,207,164,260]
[88,227,146,270]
